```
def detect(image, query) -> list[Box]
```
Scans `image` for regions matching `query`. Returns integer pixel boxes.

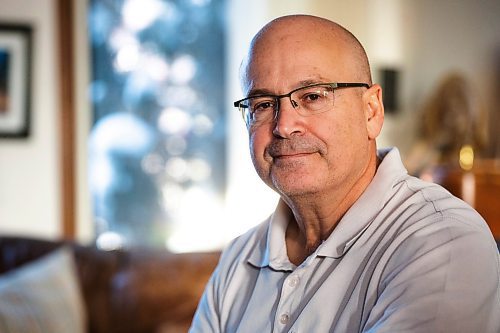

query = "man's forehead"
[239,15,370,92]
[243,75,331,96]
[248,20,351,69]
[242,39,348,87]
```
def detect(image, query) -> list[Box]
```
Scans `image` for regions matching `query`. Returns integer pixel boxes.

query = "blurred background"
[1,0,499,252]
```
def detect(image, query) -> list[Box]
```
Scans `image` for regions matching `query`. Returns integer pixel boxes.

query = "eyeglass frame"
[233,82,370,126]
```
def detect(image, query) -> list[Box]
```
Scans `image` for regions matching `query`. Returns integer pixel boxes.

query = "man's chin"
[271,175,322,198]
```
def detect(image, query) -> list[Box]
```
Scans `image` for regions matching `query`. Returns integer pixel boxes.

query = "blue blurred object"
[88,0,226,249]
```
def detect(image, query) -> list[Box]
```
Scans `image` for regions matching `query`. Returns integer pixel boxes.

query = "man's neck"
[284,151,379,266]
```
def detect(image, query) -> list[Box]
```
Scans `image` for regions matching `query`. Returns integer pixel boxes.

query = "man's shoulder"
[383,174,494,252]
[218,218,270,266]
[398,175,486,226]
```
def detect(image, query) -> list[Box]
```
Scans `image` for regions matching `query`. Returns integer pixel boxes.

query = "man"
[190,14,500,332]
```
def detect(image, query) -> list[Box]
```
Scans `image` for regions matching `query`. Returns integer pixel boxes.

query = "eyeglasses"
[233,82,369,127]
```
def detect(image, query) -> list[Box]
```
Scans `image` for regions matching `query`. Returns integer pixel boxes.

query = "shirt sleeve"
[362,216,500,333]
[189,265,222,333]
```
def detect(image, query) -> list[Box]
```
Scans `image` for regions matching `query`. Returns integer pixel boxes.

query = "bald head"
[238,14,385,215]
[240,15,372,91]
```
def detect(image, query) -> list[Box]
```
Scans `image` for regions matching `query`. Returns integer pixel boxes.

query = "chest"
[221,253,384,333]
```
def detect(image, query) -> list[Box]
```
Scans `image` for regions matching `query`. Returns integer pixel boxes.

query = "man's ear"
[362,84,384,140]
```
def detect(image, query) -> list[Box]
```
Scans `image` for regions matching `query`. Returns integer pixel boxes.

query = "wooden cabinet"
[437,160,500,239]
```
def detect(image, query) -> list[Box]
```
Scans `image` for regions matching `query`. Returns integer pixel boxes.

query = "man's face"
[243,27,373,200]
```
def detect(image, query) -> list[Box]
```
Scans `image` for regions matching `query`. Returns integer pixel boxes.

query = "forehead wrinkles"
[243,32,333,82]
[245,53,302,95]
[242,40,348,96]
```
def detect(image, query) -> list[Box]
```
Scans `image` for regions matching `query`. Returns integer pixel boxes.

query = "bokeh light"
[89,0,226,251]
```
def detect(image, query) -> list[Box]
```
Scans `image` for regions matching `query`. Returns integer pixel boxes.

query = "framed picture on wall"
[0,24,32,138]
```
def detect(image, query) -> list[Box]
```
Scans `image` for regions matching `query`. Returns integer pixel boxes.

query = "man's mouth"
[266,138,324,161]
[274,152,313,159]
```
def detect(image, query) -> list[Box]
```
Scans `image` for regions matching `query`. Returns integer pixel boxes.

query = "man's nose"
[272,97,305,138]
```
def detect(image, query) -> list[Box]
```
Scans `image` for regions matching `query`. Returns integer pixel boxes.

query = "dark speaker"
[380,68,399,114]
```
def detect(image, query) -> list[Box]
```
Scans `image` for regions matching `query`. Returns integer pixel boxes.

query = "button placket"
[274,254,319,332]
[274,273,298,330]
[274,271,305,332]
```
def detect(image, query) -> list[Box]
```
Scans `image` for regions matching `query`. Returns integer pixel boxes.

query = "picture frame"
[0,23,32,138]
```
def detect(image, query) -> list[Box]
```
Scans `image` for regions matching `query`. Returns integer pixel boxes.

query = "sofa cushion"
[0,247,86,333]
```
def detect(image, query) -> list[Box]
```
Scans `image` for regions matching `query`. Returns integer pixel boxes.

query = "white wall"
[0,0,61,238]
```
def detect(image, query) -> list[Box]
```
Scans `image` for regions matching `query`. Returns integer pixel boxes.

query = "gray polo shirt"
[190,148,500,333]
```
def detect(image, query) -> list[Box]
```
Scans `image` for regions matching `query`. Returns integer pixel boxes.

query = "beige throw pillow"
[0,247,86,333]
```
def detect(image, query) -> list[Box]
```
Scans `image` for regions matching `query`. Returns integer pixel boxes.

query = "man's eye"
[304,93,322,101]
[302,88,330,102]
[253,100,275,112]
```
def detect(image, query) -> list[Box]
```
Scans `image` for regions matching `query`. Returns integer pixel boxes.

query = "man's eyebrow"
[298,77,330,86]
[246,88,275,97]
[246,77,330,97]
[298,79,322,86]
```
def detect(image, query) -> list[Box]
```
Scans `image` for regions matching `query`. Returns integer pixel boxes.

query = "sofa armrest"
[0,236,219,333]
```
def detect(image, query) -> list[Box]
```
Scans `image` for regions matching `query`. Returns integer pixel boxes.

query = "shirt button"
[288,275,300,288]
[280,313,290,325]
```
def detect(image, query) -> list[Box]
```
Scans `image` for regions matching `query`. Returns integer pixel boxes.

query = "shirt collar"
[317,147,408,258]
[247,200,296,271]
[247,147,407,266]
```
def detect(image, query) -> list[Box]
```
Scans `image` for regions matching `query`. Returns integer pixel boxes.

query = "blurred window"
[88,0,226,252]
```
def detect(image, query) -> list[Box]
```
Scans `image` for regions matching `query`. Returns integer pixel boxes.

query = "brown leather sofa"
[0,236,220,333]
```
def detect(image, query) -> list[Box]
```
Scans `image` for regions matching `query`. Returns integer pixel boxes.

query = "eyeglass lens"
[241,84,335,126]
